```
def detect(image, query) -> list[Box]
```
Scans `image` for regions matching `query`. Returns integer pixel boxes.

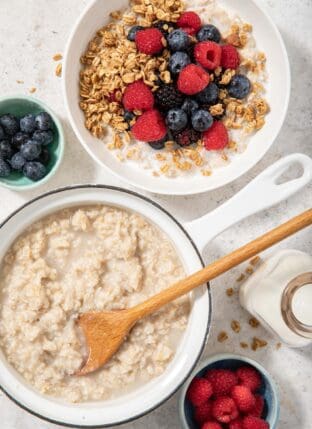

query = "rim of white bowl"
[0,94,65,191]
[62,0,291,195]
[0,184,212,428]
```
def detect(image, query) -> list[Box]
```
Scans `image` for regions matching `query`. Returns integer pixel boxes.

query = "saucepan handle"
[184,153,312,253]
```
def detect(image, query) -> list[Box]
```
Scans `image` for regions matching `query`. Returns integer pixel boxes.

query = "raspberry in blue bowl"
[179,354,279,429]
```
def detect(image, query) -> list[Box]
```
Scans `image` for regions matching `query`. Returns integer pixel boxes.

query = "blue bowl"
[179,353,280,429]
[0,95,65,191]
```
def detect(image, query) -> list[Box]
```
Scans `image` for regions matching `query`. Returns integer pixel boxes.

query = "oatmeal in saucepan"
[0,205,189,402]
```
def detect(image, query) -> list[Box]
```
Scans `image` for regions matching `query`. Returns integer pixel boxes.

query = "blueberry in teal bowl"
[0,95,64,191]
[179,353,280,429]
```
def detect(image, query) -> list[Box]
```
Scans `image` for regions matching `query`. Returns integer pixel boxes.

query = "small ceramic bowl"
[0,95,65,191]
[179,353,280,429]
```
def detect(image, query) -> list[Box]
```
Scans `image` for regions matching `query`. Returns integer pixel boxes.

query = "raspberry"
[194,401,212,424]
[177,64,210,95]
[231,385,256,413]
[173,128,201,146]
[194,41,222,70]
[186,378,213,406]
[221,44,240,69]
[203,121,229,150]
[202,422,223,429]
[242,416,269,429]
[205,369,238,396]
[155,84,185,111]
[135,28,164,55]
[249,395,265,418]
[131,109,166,142]
[229,419,244,429]
[212,397,239,423]
[177,11,201,36]
[122,80,154,112]
[236,366,262,392]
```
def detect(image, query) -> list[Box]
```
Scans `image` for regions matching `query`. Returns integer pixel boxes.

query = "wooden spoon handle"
[130,209,312,320]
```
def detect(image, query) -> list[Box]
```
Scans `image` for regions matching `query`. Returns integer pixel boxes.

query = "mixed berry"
[124,11,251,151]
[0,112,55,181]
[186,365,269,429]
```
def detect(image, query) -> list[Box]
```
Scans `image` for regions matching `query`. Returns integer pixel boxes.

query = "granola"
[79,0,269,177]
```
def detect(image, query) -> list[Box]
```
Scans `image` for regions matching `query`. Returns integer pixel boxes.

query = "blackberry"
[153,20,176,36]
[148,135,167,150]
[172,128,201,147]
[155,84,185,111]
[185,42,195,62]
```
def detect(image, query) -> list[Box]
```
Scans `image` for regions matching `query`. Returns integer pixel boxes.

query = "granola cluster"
[79,0,269,177]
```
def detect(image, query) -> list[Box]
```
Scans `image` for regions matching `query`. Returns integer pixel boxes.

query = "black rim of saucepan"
[0,184,212,428]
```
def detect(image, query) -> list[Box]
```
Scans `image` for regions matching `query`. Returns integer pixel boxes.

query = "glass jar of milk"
[239,249,312,347]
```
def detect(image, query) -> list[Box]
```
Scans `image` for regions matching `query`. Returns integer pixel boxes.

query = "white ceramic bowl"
[63,0,290,195]
[0,154,310,427]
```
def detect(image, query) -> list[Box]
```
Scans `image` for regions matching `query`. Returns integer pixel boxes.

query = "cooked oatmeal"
[0,205,189,402]
[79,0,269,177]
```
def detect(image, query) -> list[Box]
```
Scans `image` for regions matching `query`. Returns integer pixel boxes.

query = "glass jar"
[239,249,312,347]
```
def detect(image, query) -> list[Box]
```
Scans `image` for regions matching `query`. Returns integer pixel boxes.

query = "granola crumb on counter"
[218,331,229,343]
[226,287,234,297]
[53,53,63,61]
[251,337,268,351]
[236,273,246,282]
[29,87,37,93]
[250,255,261,266]
[240,341,249,349]
[249,317,260,328]
[55,63,62,77]
[231,320,241,333]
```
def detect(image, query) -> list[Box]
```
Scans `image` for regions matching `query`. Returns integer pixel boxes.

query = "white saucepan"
[63,0,290,195]
[0,154,310,427]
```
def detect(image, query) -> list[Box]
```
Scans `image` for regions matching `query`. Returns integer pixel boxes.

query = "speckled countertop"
[0,0,311,428]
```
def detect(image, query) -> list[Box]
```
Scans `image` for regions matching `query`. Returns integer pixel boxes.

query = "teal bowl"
[0,95,65,191]
[179,353,280,429]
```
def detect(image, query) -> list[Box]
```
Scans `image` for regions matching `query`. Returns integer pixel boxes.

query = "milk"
[239,250,312,347]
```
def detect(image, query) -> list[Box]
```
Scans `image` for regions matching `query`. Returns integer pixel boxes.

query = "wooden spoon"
[76,209,312,376]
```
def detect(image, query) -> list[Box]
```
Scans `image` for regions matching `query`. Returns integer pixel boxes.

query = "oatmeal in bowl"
[0,204,190,403]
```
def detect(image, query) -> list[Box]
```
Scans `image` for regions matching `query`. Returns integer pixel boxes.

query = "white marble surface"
[0,0,311,428]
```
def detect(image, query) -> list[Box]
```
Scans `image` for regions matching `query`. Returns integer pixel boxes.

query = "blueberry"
[182,98,199,116]
[196,83,219,105]
[148,136,167,150]
[167,29,190,52]
[21,140,42,161]
[228,74,251,99]
[11,132,30,149]
[197,24,221,43]
[32,130,54,146]
[191,109,213,132]
[0,125,5,140]
[10,152,26,171]
[23,161,46,181]
[0,114,19,136]
[0,140,15,160]
[0,158,11,177]
[37,147,50,165]
[124,110,135,123]
[127,25,144,41]
[20,114,36,134]
[168,51,191,75]
[166,108,188,131]
[35,112,53,131]
[153,20,176,36]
